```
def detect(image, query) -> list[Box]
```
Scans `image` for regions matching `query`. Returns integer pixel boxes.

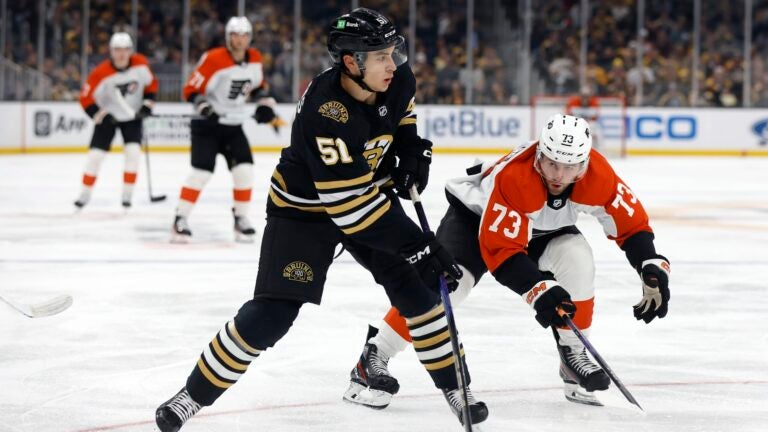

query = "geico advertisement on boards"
[609,108,768,150]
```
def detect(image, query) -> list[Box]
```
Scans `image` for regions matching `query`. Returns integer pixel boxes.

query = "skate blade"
[564,382,604,406]
[234,231,256,243]
[170,233,191,244]
[342,381,392,410]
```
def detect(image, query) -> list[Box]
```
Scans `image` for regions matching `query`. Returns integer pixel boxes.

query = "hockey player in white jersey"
[344,114,671,408]
[171,16,284,243]
[76,32,158,209]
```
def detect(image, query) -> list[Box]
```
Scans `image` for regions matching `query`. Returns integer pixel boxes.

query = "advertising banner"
[1,102,767,155]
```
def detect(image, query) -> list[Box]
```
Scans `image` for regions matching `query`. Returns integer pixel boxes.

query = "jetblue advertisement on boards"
[417,105,527,146]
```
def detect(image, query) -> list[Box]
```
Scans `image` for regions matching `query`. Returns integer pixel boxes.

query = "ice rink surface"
[1,151,767,432]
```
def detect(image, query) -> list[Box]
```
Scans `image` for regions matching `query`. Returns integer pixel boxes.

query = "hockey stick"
[141,128,167,203]
[111,90,167,203]
[0,292,73,318]
[409,186,473,431]
[557,308,644,411]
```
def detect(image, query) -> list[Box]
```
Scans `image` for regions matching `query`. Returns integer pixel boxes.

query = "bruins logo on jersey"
[318,101,349,123]
[282,261,314,283]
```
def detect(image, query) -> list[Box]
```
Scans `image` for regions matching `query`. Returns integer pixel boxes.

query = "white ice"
[1,152,767,432]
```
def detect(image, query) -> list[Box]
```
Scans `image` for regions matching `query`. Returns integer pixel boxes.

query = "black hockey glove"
[135,101,153,120]
[524,279,576,328]
[393,143,432,200]
[402,232,463,291]
[195,98,218,121]
[634,255,670,323]
[254,104,277,123]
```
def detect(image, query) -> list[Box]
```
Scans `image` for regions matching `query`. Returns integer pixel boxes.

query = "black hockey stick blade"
[558,309,644,411]
[150,194,167,203]
[410,186,474,431]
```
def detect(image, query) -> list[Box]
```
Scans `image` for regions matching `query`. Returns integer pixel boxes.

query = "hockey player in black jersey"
[155,8,487,431]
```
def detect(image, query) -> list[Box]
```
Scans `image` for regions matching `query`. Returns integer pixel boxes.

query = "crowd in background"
[4,0,768,107]
[533,0,768,107]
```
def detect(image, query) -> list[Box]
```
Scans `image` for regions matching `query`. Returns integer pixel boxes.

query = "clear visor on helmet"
[357,36,408,67]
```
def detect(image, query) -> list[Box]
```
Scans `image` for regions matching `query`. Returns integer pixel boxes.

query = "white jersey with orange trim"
[79,54,158,122]
[445,142,653,273]
[183,47,266,126]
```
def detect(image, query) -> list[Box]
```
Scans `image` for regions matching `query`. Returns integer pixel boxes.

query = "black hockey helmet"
[327,8,408,70]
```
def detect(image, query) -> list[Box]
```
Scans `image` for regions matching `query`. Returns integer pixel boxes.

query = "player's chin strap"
[341,67,375,93]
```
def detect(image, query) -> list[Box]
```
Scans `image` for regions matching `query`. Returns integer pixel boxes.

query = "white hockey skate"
[171,216,192,244]
[343,325,399,409]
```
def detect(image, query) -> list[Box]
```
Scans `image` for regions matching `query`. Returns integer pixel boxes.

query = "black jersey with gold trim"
[267,65,429,254]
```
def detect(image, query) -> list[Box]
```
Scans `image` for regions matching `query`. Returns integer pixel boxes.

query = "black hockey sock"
[186,320,262,406]
[405,303,471,389]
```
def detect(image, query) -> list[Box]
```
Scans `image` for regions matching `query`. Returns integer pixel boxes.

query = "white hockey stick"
[113,88,136,119]
[0,292,73,318]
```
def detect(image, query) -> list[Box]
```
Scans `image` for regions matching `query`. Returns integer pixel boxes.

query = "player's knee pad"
[123,143,141,173]
[448,265,475,306]
[84,148,107,175]
[233,298,303,350]
[184,168,213,190]
[231,163,254,189]
[539,234,595,301]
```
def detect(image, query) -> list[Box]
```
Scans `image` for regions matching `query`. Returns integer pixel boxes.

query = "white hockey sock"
[556,327,589,350]
[448,265,474,305]
[231,163,253,217]
[176,168,213,217]
[370,321,410,359]
[81,148,108,188]
[123,143,141,196]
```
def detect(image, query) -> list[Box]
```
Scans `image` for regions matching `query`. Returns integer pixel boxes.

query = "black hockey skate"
[442,386,489,425]
[233,209,256,243]
[171,215,192,243]
[343,325,400,409]
[121,190,132,208]
[155,387,202,432]
[554,329,610,405]
[74,190,91,209]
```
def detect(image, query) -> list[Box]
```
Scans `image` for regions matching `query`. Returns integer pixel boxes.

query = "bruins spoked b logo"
[282,261,314,283]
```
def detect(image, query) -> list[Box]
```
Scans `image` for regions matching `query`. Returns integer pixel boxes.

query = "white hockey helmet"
[109,32,134,50]
[226,16,252,49]
[537,114,592,165]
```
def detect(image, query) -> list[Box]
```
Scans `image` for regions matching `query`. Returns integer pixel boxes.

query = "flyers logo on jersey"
[116,81,139,96]
[282,261,314,283]
[318,101,349,123]
[228,79,253,99]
